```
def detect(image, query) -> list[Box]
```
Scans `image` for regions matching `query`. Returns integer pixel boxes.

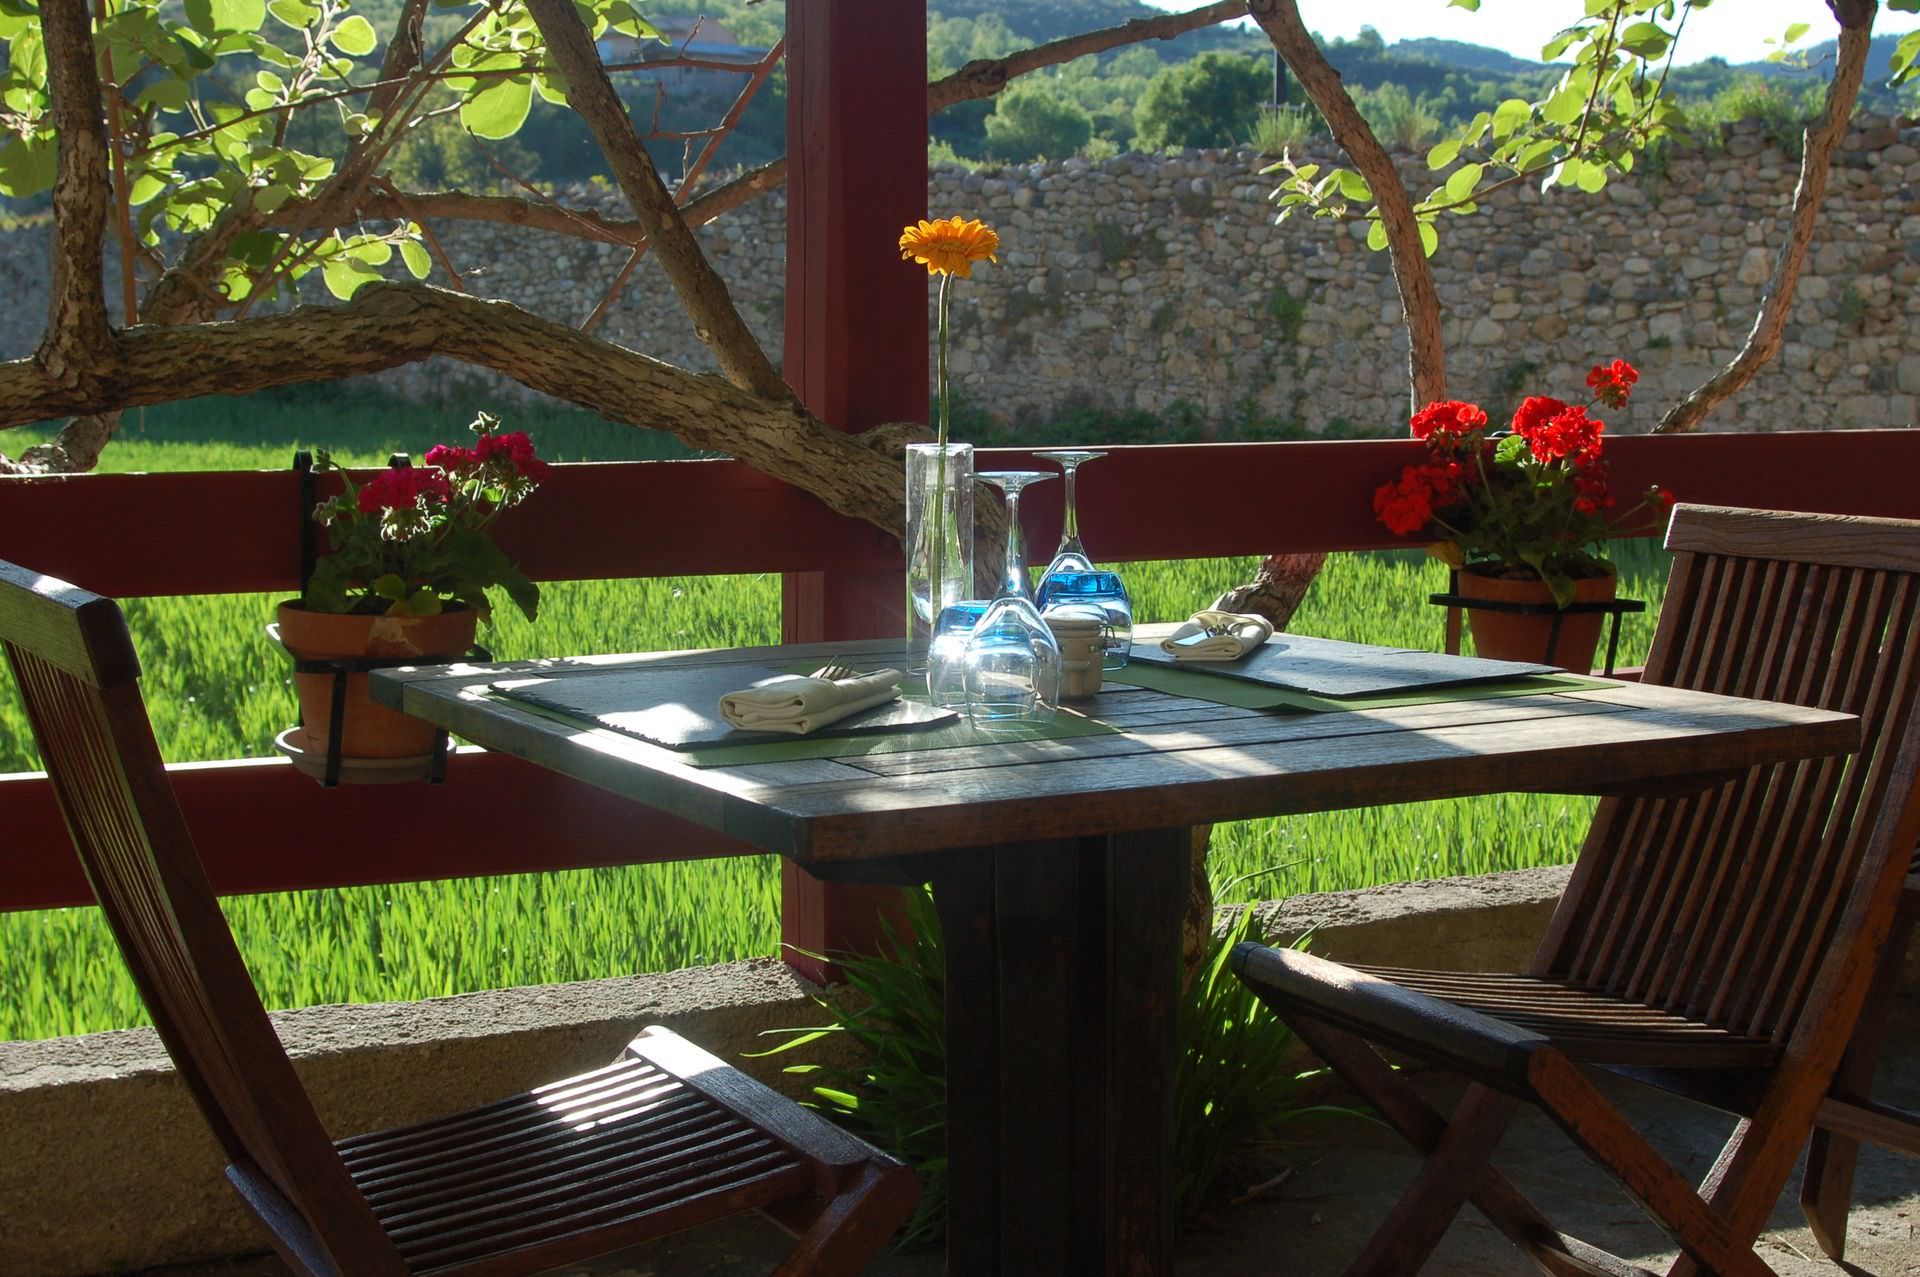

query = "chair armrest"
[626,1025,902,1172]
[1231,943,1548,1092]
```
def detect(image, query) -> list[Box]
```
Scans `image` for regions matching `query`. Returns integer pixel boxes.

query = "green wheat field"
[0,390,1671,1040]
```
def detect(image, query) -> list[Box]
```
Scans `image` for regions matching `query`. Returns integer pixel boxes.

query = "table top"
[370,630,1859,868]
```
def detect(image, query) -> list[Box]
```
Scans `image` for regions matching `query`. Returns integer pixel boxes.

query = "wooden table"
[371,633,1857,1277]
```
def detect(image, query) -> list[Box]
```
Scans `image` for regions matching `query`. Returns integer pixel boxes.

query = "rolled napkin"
[718,668,904,735]
[1160,609,1276,661]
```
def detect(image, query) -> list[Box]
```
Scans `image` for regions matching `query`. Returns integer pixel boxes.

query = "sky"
[1141,1,1920,67]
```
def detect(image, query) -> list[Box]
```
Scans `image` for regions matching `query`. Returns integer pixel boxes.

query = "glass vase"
[905,442,974,671]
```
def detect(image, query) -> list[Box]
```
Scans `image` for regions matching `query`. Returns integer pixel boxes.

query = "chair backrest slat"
[1539,506,1920,1047]
[0,562,407,1275]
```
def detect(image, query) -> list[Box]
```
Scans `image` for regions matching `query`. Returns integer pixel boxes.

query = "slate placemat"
[1128,632,1559,697]
[491,664,955,750]
[1109,662,1611,712]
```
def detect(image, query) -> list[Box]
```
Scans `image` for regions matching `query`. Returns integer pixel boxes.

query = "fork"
[809,659,860,681]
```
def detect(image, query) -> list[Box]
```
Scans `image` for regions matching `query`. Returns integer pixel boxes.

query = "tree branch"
[37,0,118,389]
[0,282,901,532]
[582,37,786,335]
[368,0,428,121]
[1656,4,1875,433]
[524,0,789,401]
[1247,0,1445,408]
[927,0,1247,111]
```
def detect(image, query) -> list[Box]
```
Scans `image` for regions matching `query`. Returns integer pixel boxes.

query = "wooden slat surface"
[372,634,1859,866]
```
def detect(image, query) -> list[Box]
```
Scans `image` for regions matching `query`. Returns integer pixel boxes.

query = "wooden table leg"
[932,827,1188,1276]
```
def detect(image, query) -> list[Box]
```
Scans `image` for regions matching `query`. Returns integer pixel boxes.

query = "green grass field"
[0,393,1672,1039]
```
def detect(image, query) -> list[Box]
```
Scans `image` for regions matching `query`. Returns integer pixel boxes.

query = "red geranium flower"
[1586,358,1639,409]
[1525,405,1604,466]
[356,466,450,513]
[1370,358,1667,606]
[1511,396,1567,438]
[1410,400,1489,442]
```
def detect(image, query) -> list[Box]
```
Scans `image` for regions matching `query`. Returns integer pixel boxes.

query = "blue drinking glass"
[1039,569,1134,670]
[1034,449,1133,669]
[927,600,989,710]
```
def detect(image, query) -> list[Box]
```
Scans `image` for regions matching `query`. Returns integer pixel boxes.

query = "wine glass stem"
[1004,488,1027,598]
[1060,462,1080,549]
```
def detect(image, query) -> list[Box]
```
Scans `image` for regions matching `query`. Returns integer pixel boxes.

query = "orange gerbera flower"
[899,216,999,278]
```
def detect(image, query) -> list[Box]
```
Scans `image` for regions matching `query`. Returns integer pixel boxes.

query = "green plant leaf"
[128,171,171,205]
[1418,220,1438,257]
[136,76,192,111]
[1365,218,1388,252]
[1442,162,1482,203]
[0,134,57,198]
[400,239,432,280]
[330,14,376,54]
[267,0,321,26]
[460,76,533,140]
[1335,168,1372,202]
[1619,21,1670,59]
[186,0,266,34]
[320,254,382,299]
[1426,138,1460,170]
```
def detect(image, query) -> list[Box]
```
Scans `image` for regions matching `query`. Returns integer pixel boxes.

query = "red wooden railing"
[4,428,1918,914]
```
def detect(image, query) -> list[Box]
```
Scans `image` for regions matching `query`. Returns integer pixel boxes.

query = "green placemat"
[485,689,1119,768]
[1109,664,1612,712]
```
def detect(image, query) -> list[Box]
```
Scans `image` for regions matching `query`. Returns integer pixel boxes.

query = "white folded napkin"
[1160,609,1276,661]
[718,668,903,735]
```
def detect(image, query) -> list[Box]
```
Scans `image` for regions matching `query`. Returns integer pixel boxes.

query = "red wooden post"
[780,0,928,981]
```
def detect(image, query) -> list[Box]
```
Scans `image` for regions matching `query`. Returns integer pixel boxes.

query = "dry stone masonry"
[3,113,1917,435]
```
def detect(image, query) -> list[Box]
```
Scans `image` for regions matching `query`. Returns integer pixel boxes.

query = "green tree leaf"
[1336,168,1372,202]
[400,240,432,280]
[321,254,382,299]
[460,76,533,140]
[0,133,57,198]
[267,0,320,26]
[1619,21,1671,59]
[1426,138,1460,170]
[330,14,376,55]
[1365,218,1388,252]
[1443,162,1482,203]
[1417,220,1438,257]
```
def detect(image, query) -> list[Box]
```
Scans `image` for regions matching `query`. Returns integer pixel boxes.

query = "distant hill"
[1389,37,1547,77]
[923,0,1164,45]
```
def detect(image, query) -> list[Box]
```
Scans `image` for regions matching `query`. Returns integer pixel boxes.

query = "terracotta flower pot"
[276,603,478,759]
[1458,568,1617,674]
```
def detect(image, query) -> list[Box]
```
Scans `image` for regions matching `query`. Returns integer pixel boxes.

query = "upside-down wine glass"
[964,471,1061,726]
[1034,449,1134,669]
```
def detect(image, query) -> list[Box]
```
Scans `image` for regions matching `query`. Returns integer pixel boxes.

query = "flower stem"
[925,273,955,638]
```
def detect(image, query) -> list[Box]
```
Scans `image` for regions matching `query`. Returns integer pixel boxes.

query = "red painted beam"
[779,0,930,978]
[987,430,1920,562]
[0,460,899,599]
[7,433,1918,603]
[4,753,752,912]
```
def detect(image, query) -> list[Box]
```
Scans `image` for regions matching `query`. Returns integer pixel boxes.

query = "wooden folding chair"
[1798,848,1920,1259]
[1233,505,1920,1277]
[0,559,918,1277]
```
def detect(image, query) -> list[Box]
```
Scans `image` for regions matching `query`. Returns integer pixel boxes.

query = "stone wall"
[4,112,1918,434]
